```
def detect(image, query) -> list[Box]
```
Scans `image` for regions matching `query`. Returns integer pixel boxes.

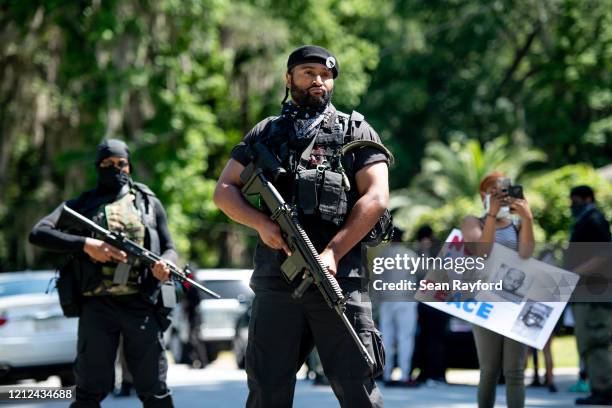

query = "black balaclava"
[95,139,131,192]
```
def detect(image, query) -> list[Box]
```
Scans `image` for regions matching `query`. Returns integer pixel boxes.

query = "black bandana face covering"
[97,166,130,192]
[281,101,334,145]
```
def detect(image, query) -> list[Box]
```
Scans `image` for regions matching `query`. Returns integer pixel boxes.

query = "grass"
[525,335,579,369]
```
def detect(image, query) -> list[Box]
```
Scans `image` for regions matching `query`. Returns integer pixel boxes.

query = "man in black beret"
[29,139,176,408]
[215,45,390,407]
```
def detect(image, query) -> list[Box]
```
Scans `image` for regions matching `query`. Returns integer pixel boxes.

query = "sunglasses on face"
[100,159,129,169]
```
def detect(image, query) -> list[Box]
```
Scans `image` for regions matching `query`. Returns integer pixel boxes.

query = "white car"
[0,271,77,385]
[168,269,253,367]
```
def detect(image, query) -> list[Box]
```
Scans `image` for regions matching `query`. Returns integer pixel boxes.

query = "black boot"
[142,394,174,408]
[114,382,132,397]
[576,394,612,405]
[530,375,542,387]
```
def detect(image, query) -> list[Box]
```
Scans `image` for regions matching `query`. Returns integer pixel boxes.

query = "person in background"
[461,172,535,408]
[29,139,176,408]
[568,359,590,394]
[379,227,419,387]
[411,225,449,386]
[565,185,611,406]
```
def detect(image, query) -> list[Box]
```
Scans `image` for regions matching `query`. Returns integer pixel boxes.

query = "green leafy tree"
[412,135,545,201]
[0,0,385,271]
[2,0,611,271]
[397,163,611,245]
[391,135,544,235]
[358,0,612,188]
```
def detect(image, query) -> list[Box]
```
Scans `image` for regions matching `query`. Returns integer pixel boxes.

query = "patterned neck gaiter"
[280,101,333,142]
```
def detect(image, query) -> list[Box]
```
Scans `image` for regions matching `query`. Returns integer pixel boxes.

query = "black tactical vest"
[258,107,362,226]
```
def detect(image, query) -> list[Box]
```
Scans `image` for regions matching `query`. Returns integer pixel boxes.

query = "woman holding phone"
[461,172,535,408]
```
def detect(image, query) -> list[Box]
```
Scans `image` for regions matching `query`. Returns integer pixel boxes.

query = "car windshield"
[200,280,252,300]
[0,279,52,297]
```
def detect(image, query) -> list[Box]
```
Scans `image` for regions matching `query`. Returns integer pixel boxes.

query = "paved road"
[3,357,585,408]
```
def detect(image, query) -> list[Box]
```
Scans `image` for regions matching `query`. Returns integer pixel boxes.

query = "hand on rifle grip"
[84,237,127,263]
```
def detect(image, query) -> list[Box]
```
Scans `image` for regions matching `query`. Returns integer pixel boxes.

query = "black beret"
[95,139,131,165]
[287,45,339,78]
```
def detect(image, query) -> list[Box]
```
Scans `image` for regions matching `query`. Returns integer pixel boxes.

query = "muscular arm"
[213,159,290,253]
[323,162,389,266]
[214,159,269,230]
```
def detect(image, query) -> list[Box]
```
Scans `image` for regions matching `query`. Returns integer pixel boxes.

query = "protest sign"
[414,229,580,349]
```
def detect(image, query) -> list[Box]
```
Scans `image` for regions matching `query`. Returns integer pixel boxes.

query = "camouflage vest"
[83,189,146,296]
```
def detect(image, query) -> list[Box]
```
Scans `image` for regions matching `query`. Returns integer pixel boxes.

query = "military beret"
[287,45,339,78]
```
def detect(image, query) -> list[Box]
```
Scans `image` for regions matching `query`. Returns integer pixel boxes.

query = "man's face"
[570,195,590,207]
[523,304,547,327]
[502,268,525,293]
[286,63,334,109]
[99,156,131,174]
[419,237,432,251]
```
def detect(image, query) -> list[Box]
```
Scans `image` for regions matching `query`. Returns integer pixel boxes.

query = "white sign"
[414,229,579,349]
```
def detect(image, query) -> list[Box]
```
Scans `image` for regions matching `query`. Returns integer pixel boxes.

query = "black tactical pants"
[573,303,612,398]
[246,277,385,408]
[70,295,173,408]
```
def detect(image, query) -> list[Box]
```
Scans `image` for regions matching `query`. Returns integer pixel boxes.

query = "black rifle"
[240,143,375,367]
[59,205,221,299]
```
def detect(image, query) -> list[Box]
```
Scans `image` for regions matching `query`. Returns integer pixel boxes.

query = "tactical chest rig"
[57,182,163,316]
[255,106,394,243]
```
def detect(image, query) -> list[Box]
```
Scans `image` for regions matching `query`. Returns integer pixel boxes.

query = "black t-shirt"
[570,208,611,243]
[565,207,611,273]
[231,113,389,278]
